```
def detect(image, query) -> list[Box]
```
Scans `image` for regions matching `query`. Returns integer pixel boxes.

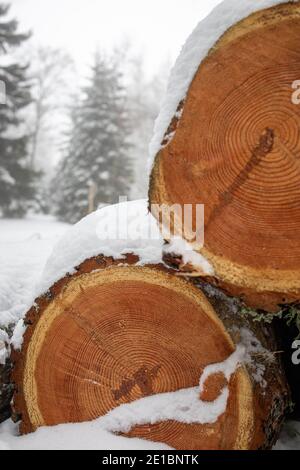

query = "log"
[149,1,300,312]
[12,254,289,450]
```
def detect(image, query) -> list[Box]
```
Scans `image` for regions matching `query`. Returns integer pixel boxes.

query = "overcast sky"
[10,0,222,76]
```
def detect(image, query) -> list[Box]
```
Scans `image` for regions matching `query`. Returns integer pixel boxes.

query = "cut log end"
[12,256,288,450]
[149,2,300,310]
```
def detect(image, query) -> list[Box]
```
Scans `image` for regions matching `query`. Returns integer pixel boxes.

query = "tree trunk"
[12,254,289,450]
[149,2,300,312]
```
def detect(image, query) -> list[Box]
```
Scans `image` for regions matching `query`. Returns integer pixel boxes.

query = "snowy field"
[0,216,299,450]
[0,216,69,329]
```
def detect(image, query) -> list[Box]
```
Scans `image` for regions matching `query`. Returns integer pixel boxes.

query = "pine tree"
[0,3,36,218]
[53,52,133,224]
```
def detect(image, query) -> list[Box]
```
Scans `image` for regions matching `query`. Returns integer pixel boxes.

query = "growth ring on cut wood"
[13,256,258,450]
[149,3,300,309]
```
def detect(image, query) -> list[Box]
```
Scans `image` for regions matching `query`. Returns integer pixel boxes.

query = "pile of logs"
[10,255,290,449]
[1,0,300,450]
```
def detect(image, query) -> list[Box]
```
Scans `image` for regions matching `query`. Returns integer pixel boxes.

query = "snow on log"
[149,0,300,311]
[11,202,288,449]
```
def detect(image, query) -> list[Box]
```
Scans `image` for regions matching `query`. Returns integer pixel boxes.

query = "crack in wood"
[112,365,161,401]
[206,127,275,228]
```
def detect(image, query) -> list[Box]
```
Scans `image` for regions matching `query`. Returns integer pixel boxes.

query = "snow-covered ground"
[0,215,69,329]
[0,419,169,451]
[0,215,299,450]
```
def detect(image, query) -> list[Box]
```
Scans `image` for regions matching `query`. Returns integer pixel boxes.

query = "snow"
[37,199,210,293]
[0,419,170,451]
[0,168,15,186]
[10,319,26,351]
[199,327,273,395]
[199,345,245,395]
[36,200,164,300]
[2,200,213,351]
[237,327,274,388]
[0,344,8,366]
[0,216,69,330]
[7,200,164,349]
[99,386,229,434]
[149,0,300,164]
[1,417,299,450]
[274,422,300,450]
[0,329,9,365]
[99,171,110,180]
[0,216,69,353]
[164,237,214,275]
